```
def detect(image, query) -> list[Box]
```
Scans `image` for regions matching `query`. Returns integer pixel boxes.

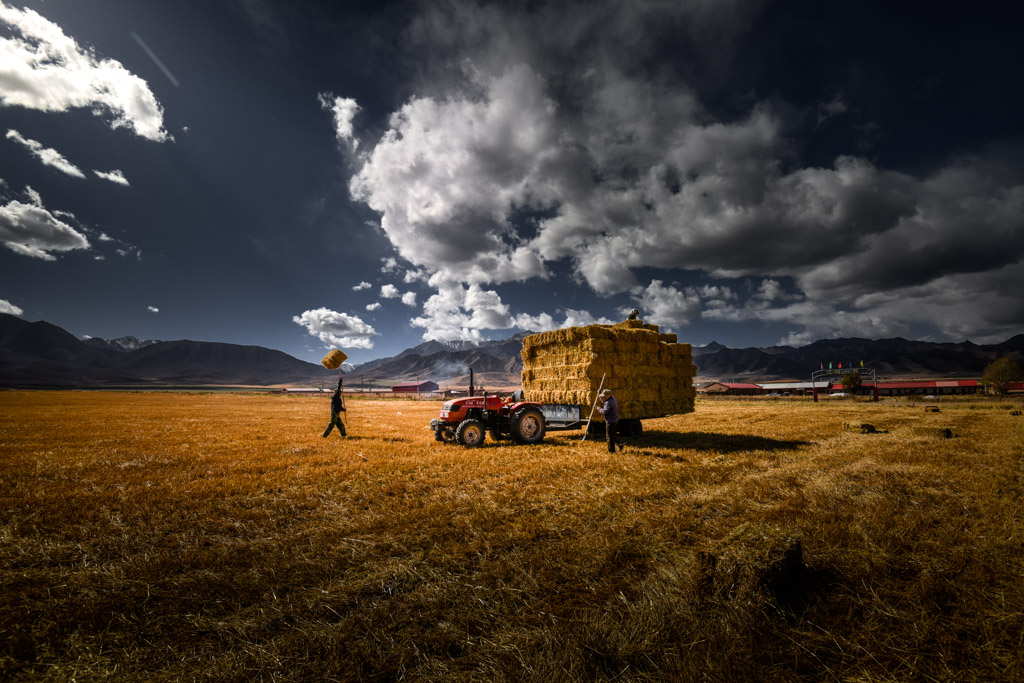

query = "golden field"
[1,391,1022,681]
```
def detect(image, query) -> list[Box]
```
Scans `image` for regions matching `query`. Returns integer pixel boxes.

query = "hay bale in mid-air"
[520,318,697,420]
[321,349,348,370]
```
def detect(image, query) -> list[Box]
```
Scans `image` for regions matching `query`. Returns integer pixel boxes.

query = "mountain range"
[0,314,335,387]
[2,312,1022,388]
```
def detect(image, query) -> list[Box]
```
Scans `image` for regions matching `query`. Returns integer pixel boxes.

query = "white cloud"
[400,291,417,307]
[816,95,849,127]
[147,305,159,313]
[0,190,89,260]
[93,169,129,186]
[0,2,169,141]
[513,308,615,332]
[410,278,514,342]
[365,302,381,311]
[5,129,85,178]
[352,281,372,291]
[293,307,378,349]
[380,257,399,273]
[0,297,23,315]
[319,93,360,150]
[633,280,704,328]
[380,284,399,298]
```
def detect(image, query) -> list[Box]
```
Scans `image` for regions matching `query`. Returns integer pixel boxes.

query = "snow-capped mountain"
[82,335,161,353]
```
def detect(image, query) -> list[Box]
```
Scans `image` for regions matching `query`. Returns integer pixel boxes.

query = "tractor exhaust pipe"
[469,367,474,397]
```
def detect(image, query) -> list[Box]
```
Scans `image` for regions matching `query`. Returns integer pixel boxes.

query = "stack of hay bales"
[520,319,697,420]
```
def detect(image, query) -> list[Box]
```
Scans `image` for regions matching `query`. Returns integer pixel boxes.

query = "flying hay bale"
[521,318,697,420]
[321,349,348,370]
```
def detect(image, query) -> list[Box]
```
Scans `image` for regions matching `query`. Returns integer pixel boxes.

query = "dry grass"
[1,392,1022,681]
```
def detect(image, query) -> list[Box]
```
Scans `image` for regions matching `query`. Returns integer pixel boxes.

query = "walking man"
[322,381,347,438]
[596,388,621,452]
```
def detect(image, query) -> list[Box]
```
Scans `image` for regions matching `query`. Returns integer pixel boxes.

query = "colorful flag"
[860,360,864,367]
[829,362,832,369]
[839,362,842,368]
[820,362,824,370]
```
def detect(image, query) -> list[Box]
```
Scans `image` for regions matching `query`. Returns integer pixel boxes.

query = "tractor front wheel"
[456,419,486,447]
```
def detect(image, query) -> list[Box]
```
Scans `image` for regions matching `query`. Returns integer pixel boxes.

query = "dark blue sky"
[2,0,1023,364]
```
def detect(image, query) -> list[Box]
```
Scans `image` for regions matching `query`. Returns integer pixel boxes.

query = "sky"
[1,0,1023,365]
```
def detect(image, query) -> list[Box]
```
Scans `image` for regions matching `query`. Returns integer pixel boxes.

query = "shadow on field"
[637,430,812,453]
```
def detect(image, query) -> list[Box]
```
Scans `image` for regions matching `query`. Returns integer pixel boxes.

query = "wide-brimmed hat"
[600,388,612,397]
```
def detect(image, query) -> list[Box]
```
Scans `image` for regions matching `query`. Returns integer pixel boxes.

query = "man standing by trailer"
[322,380,347,438]
[597,388,621,452]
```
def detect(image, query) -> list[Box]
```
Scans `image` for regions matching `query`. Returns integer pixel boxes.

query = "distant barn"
[391,380,440,394]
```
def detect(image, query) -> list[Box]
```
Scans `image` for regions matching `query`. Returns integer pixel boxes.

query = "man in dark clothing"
[322,383,347,437]
[596,388,621,452]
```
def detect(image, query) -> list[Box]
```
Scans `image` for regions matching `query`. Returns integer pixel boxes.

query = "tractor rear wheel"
[511,407,546,444]
[456,419,486,447]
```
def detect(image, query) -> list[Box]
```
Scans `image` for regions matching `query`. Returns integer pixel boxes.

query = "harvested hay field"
[1,392,1022,681]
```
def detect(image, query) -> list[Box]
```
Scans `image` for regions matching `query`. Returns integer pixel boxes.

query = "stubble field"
[1,391,1022,681]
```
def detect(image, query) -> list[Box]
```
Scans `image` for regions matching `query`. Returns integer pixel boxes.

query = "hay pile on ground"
[321,349,348,369]
[521,319,697,419]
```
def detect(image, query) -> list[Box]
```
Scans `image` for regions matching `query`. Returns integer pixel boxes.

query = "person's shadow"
[633,430,812,453]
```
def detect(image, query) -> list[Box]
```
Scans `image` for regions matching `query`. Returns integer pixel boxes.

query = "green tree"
[841,370,863,393]
[982,357,1024,395]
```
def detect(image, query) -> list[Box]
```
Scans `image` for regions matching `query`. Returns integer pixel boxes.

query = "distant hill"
[346,332,531,386]
[4,312,1022,387]
[695,335,1024,381]
[0,314,335,387]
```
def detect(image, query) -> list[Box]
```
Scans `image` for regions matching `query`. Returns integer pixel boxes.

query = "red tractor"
[430,393,549,446]
[430,370,601,447]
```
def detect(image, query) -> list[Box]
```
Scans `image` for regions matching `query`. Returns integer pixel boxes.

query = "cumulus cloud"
[0,188,90,259]
[513,308,615,332]
[352,281,372,291]
[339,0,1024,343]
[411,278,515,342]
[93,169,129,186]
[319,93,360,150]
[0,298,23,316]
[0,2,169,141]
[365,302,381,311]
[380,284,399,299]
[5,129,85,178]
[147,305,159,313]
[401,291,417,307]
[293,308,378,349]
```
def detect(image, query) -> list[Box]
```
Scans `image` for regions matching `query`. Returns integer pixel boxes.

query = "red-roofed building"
[391,380,440,394]
[831,379,980,396]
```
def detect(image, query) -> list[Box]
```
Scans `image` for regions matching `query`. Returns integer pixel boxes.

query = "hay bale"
[697,523,805,601]
[521,318,697,419]
[321,349,348,369]
[843,421,878,434]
